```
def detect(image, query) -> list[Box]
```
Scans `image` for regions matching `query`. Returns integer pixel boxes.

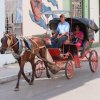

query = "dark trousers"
[51,35,68,48]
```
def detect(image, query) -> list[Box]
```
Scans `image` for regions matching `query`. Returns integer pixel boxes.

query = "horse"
[0,33,51,91]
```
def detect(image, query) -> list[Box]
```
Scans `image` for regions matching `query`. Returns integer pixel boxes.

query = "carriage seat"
[48,48,61,58]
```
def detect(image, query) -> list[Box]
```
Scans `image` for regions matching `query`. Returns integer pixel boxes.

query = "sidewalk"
[0,63,32,84]
[0,47,100,84]
[92,47,100,56]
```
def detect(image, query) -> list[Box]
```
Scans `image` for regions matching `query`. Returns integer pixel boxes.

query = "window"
[5,0,22,35]
[71,0,83,17]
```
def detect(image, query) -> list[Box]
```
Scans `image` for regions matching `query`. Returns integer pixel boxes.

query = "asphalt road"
[0,60,100,100]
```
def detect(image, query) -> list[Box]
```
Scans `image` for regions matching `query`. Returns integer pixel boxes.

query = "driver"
[51,14,70,48]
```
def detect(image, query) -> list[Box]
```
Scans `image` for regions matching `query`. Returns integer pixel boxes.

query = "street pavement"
[0,62,32,84]
[0,60,100,100]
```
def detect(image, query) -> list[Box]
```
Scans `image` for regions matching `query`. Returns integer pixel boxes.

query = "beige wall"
[23,0,62,36]
[5,0,18,24]
[90,0,99,42]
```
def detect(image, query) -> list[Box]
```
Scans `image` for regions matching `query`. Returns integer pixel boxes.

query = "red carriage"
[35,11,99,79]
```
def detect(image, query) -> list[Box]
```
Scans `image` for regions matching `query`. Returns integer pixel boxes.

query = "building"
[0,0,17,67]
[0,0,5,46]
[2,0,100,42]
[0,0,100,67]
[63,0,100,42]
[5,0,22,36]
[22,0,100,42]
[23,0,63,36]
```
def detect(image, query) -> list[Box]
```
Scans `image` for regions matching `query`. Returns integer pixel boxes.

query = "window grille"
[71,0,82,17]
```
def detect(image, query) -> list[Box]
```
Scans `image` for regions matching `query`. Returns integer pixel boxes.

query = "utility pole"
[6,16,9,34]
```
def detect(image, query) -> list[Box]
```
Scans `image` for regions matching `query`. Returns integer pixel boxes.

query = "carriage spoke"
[89,50,98,72]
[35,60,44,78]
[65,60,74,79]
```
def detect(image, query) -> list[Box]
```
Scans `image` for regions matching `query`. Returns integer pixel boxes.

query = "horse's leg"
[44,61,51,78]
[15,70,21,91]
[19,60,30,84]
[14,59,23,91]
[40,48,51,78]
[21,67,30,83]
[29,57,35,85]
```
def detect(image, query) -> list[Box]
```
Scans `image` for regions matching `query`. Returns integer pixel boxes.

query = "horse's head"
[44,38,52,45]
[0,33,15,54]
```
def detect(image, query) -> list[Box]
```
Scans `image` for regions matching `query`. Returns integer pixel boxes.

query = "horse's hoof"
[14,88,20,91]
[47,74,51,78]
[27,79,31,83]
[29,82,33,85]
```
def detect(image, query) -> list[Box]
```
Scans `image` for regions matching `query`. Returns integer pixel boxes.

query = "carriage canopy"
[49,18,99,33]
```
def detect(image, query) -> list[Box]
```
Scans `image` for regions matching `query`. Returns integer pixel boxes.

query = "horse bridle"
[1,34,19,51]
[1,34,46,57]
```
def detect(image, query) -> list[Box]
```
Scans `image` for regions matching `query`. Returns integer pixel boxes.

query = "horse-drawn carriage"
[0,11,99,90]
[35,11,99,79]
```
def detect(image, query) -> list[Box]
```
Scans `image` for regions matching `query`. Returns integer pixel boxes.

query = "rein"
[1,37,19,51]
[1,34,46,59]
[10,40,19,49]
[30,38,45,50]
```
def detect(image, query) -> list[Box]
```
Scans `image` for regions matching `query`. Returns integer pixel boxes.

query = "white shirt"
[57,21,70,36]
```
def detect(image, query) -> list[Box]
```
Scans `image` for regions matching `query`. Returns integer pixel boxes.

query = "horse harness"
[12,37,46,59]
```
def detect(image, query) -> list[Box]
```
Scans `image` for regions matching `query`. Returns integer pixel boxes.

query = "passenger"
[72,25,84,48]
[51,14,70,48]
[71,25,84,68]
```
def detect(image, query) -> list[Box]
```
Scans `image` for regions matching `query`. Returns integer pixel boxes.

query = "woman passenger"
[72,25,84,48]
[71,25,84,68]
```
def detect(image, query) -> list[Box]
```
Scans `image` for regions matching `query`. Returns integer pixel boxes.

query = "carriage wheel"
[35,60,44,78]
[65,60,74,79]
[89,50,98,73]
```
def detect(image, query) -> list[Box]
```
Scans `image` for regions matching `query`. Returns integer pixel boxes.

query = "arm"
[30,0,41,21]
[57,32,67,38]
[30,0,35,14]
[52,32,58,37]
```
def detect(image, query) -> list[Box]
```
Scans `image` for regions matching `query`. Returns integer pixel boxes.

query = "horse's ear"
[4,31,10,36]
[3,32,5,36]
[4,33,6,36]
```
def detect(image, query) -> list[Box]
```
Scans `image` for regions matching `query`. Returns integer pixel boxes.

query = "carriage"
[35,11,99,79]
[0,11,99,90]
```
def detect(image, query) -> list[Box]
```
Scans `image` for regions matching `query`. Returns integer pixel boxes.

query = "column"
[83,0,90,18]
[63,0,71,17]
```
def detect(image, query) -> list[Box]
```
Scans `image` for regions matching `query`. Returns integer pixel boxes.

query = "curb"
[0,72,31,84]
[0,74,17,84]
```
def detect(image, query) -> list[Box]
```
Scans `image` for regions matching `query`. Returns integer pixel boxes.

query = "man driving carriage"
[51,14,70,48]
